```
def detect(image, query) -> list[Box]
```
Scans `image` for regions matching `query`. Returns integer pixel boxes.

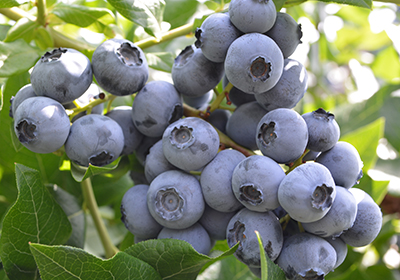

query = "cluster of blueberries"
[9,0,383,279]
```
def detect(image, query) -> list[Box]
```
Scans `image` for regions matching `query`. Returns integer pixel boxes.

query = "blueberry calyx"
[116,42,143,66]
[311,184,334,210]
[250,57,271,82]
[16,119,37,143]
[40,48,67,63]
[313,108,335,121]
[228,221,246,246]
[239,184,263,205]
[174,46,194,67]
[170,125,195,149]
[89,151,114,166]
[194,28,203,48]
[155,188,184,221]
[257,122,277,146]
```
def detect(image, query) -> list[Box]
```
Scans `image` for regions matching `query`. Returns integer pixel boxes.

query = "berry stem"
[135,22,194,50]
[36,0,47,26]
[285,149,309,174]
[214,126,256,157]
[67,93,113,120]
[207,82,234,113]
[81,178,119,258]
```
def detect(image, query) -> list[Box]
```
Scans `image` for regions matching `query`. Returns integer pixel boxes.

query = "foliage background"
[0,0,400,279]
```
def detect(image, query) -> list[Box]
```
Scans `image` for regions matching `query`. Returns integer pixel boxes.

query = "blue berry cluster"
[9,1,383,279]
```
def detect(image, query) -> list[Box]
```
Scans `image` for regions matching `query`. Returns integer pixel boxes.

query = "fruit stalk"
[36,0,47,26]
[81,178,119,258]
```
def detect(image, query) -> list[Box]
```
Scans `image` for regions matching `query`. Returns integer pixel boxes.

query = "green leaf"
[371,46,400,82]
[51,3,115,32]
[340,117,385,172]
[124,238,239,280]
[29,243,162,280]
[49,186,85,249]
[0,40,40,77]
[3,18,39,43]
[163,0,199,29]
[0,0,29,8]
[70,157,121,182]
[146,52,174,72]
[33,26,54,50]
[0,164,72,280]
[107,0,165,39]
[255,231,285,280]
[381,94,400,152]
[317,0,372,9]
[0,24,12,41]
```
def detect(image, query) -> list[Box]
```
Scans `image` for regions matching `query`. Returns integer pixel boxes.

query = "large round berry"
[226,208,283,266]
[31,48,93,104]
[195,13,242,63]
[232,155,285,212]
[276,232,337,280]
[157,222,212,255]
[200,149,245,213]
[121,184,162,239]
[255,58,308,111]
[144,140,178,183]
[199,205,238,240]
[265,12,303,58]
[256,108,308,164]
[229,0,277,33]
[147,170,205,229]
[132,80,183,137]
[316,141,363,189]
[162,117,220,171]
[172,45,224,97]
[13,96,70,154]
[92,38,148,96]
[65,114,124,167]
[225,33,284,94]
[278,162,336,223]
[302,108,340,152]
[340,188,382,247]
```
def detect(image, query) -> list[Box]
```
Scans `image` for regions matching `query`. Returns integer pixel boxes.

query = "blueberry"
[31,48,93,104]
[265,12,303,58]
[199,204,238,240]
[144,140,178,183]
[316,141,363,189]
[13,96,70,154]
[65,114,124,167]
[70,83,105,119]
[256,108,308,164]
[278,162,336,223]
[172,45,224,97]
[225,101,268,151]
[135,135,162,166]
[147,170,205,229]
[92,38,148,96]
[225,33,284,94]
[162,117,220,171]
[229,0,277,33]
[9,84,36,118]
[340,188,382,247]
[106,106,144,155]
[223,75,256,107]
[302,186,357,238]
[226,208,283,266]
[302,108,340,153]
[276,232,337,280]
[195,13,242,63]
[132,80,183,137]
[207,109,231,134]
[157,222,212,255]
[255,58,308,111]
[324,237,348,269]
[121,184,163,239]
[200,149,245,213]
[232,155,286,212]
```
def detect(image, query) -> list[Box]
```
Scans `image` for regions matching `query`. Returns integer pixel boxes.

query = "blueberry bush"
[0,0,400,279]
